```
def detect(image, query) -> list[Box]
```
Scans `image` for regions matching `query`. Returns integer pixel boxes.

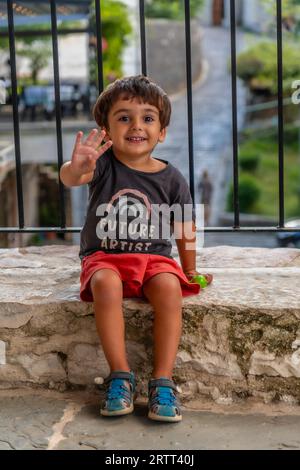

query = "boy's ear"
[158,127,167,143]
[103,127,111,142]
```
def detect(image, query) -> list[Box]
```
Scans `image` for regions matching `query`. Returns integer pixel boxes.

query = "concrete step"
[0,245,300,408]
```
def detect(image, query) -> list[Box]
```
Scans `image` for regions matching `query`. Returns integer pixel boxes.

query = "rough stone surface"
[1,389,300,450]
[0,245,300,406]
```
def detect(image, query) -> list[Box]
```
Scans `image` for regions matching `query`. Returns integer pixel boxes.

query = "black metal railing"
[1,0,299,237]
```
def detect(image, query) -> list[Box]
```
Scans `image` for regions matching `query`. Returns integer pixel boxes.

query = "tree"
[0,24,52,85]
[0,21,82,85]
[17,41,51,85]
[89,0,132,87]
[262,0,300,35]
[145,0,204,20]
[236,40,300,95]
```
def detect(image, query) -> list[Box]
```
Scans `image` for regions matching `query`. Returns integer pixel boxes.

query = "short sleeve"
[88,148,111,189]
[170,168,195,223]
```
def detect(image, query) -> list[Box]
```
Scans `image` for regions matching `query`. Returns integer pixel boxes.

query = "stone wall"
[0,245,300,406]
[145,19,203,95]
[0,164,39,248]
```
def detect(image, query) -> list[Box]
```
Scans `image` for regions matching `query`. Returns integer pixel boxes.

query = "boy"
[60,75,212,423]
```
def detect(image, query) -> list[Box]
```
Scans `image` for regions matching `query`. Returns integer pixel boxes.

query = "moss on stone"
[249,375,300,402]
[182,307,205,335]
[260,327,298,355]
[228,309,298,374]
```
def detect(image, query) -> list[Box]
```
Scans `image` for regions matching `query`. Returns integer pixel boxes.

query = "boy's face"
[104,96,166,159]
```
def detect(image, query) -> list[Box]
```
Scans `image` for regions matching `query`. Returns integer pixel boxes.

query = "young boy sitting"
[60,75,212,423]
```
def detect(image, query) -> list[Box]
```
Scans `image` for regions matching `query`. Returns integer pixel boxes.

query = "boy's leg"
[142,272,183,379]
[90,268,131,373]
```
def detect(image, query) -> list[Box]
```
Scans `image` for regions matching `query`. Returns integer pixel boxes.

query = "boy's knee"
[90,269,122,296]
[145,272,181,294]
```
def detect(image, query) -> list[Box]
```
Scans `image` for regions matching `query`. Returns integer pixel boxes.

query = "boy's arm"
[175,220,198,277]
[175,221,213,284]
[59,128,112,187]
[60,162,94,187]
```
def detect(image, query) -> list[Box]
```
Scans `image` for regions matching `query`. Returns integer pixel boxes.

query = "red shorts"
[80,251,201,302]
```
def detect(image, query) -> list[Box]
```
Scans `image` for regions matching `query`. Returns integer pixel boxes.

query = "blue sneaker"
[100,370,136,417]
[148,377,182,422]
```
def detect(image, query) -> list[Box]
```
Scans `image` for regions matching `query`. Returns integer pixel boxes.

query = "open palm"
[71,128,112,176]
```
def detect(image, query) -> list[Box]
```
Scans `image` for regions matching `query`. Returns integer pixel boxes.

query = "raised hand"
[70,128,112,176]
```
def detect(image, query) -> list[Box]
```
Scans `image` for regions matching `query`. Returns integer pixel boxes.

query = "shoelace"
[107,379,131,401]
[151,387,178,406]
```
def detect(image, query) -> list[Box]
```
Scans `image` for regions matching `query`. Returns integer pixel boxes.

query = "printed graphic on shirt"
[79,149,198,260]
[96,189,153,252]
[95,189,193,253]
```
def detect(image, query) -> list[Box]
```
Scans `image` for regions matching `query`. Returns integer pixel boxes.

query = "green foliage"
[0,20,82,84]
[18,41,51,84]
[262,0,300,18]
[231,126,300,217]
[89,0,132,87]
[0,23,48,50]
[236,41,300,94]
[261,0,300,36]
[239,151,260,172]
[27,234,44,246]
[227,174,261,213]
[0,20,83,48]
[261,0,300,17]
[145,0,203,20]
[40,200,60,227]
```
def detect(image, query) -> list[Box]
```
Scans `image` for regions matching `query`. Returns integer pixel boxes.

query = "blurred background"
[0,0,300,250]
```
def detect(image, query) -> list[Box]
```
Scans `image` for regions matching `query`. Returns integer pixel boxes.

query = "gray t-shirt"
[79,148,195,260]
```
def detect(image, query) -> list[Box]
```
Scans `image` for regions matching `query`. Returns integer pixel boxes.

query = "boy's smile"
[105,97,166,167]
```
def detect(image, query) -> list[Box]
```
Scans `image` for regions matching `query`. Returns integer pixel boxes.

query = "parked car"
[18,83,84,121]
[276,219,300,248]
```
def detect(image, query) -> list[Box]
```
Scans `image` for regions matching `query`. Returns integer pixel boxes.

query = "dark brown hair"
[93,75,171,130]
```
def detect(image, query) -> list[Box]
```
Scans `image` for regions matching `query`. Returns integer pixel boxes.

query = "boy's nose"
[130,119,142,130]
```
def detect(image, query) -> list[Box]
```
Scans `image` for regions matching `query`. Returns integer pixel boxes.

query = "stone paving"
[1,390,300,450]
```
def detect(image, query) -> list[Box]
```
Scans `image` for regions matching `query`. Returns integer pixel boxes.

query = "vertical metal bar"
[95,0,104,93]
[50,0,66,228]
[229,0,239,228]
[276,0,284,228]
[139,0,147,75]
[184,0,195,204]
[7,0,24,228]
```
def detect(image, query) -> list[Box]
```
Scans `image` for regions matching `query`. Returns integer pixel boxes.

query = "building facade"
[202,0,271,32]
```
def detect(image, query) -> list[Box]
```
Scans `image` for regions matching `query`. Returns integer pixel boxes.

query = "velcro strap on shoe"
[104,371,135,389]
[148,378,178,392]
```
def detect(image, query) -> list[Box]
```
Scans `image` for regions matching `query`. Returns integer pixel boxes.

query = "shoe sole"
[101,403,134,417]
[148,410,182,422]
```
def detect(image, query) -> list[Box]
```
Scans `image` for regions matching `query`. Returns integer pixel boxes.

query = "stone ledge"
[0,245,300,406]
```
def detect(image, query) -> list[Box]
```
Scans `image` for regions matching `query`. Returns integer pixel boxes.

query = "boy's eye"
[117,115,155,123]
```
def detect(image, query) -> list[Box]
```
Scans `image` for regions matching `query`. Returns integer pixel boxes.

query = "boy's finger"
[95,139,113,158]
[77,146,100,156]
[84,128,99,146]
[94,128,107,148]
[74,131,83,148]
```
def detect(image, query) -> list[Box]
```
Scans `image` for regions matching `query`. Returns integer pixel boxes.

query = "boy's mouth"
[126,137,147,143]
